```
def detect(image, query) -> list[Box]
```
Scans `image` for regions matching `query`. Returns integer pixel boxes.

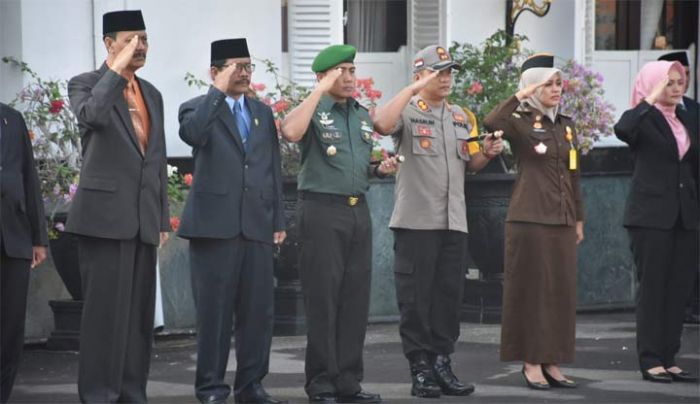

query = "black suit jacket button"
[680,183,684,188]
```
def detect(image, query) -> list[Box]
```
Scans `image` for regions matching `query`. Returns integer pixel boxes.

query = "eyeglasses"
[221,63,256,73]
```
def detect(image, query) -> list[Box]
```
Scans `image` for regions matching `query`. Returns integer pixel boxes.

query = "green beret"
[312,44,357,73]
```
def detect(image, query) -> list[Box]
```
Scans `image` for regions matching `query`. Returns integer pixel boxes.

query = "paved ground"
[9,312,700,403]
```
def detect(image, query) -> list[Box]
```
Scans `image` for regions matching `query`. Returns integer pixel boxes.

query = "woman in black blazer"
[614,60,699,383]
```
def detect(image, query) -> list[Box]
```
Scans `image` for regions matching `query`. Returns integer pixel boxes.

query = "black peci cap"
[211,39,250,63]
[521,53,554,73]
[103,10,145,35]
[658,51,689,67]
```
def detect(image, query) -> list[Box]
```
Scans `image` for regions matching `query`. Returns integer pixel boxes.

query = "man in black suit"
[0,103,48,403]
[67,10,170,403]
[178,38,286,404]
[659,51,700,323]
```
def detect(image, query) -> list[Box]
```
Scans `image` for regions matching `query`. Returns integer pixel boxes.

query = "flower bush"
[449,30,531,126]
[2,57,81,238]
[166,164,189,233]
[559,60,616,153]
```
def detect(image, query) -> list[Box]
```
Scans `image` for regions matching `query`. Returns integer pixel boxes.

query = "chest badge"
[318,111,334,127]
[512,112,521,119]
[420,138,432,149]
[534,142,547,155]
[417,99,430,112]
[416,124,432,137]
[533,115,543,130]
[360,120,373,133]
[452,113,465,122]
[326,145,337,156]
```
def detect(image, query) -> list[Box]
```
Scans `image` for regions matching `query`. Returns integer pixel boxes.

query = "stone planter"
[461,169,515,324]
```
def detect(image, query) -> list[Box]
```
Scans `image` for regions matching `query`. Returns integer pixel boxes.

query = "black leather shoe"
[200,395,228,404]
[234,383,287,404]
[668,370,698,382]
[521,367,550,390]
[433,355,475,396]
[542,366,577,388]
[336,390,381,403]
[409,353,442,398]
[641,369,672,383]
[308,392,336,403]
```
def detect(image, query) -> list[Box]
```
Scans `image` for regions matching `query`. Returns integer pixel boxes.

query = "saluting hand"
[317,68,343,93]
[516,80,549,101]
[408,70,439,95]
[645,76,669,105]
[213,63,240,94]
[111,35,140,75]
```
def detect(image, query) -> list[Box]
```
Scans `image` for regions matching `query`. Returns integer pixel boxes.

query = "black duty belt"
[298,191,365,207]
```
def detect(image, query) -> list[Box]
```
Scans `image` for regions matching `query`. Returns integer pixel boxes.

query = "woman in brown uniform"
[484,54,584,390]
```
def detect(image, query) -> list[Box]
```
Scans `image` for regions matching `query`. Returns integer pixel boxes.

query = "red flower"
[170,216,181,232]
[49,99,64,114]
[183,174,193,187]
[351,90,361,99]
[272,99,290,114]
[467,81,483,96]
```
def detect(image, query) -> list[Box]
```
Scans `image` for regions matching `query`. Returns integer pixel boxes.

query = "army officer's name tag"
[532,128,547,133]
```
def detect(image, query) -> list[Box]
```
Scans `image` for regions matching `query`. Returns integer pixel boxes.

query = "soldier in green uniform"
[281,44,397,403]
[374,45,504,398]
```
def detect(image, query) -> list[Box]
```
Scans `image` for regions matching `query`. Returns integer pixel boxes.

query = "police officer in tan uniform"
[374,45,504,398]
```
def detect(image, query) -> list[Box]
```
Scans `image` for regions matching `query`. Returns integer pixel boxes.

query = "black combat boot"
[408,352,441,398]
[433,354,475,396]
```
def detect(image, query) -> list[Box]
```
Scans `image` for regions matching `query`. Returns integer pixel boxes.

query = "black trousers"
[77,236,157,404]
[0,242,31,404]
[297,195,372,397]
[189,236,274,402]
[628,225,699,371]
[393,229,468,359]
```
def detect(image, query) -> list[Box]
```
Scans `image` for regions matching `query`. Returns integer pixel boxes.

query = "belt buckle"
[348,196,359,206]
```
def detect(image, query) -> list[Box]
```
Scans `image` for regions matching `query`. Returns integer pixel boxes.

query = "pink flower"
[49,99,64,114]
[467,81,483,95]
[251,83,266,92]
[183,174,193,187]
[562,79,570,91]
[351,90,361,99]
[272,99,290,114]
[170,216,181,232]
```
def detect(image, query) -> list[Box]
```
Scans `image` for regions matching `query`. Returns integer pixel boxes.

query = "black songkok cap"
[658,51,689,67]
[103,10,145,35]
[521,53,554,73]
[211,39,250,63]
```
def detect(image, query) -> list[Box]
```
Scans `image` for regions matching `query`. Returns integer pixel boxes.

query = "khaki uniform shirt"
[389,96,479,233]
[298,95,374,195]
[484,95,585,225]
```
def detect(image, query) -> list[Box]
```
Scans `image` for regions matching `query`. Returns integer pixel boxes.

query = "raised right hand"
[408,70,439,95]
[111,35,140,75]
[317,68,343,92]
[213,63,239,93]
[516,79,548,101]
[644,76,669,105]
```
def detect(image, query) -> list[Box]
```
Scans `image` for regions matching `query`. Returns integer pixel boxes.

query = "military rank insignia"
[417,99,430,112]
[436,47,449,61]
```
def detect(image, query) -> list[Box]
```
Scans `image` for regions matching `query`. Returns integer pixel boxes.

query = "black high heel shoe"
[521,367,550,390]
[641,369,672,383]
[542,366,577,388]
[666,369,698,382]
